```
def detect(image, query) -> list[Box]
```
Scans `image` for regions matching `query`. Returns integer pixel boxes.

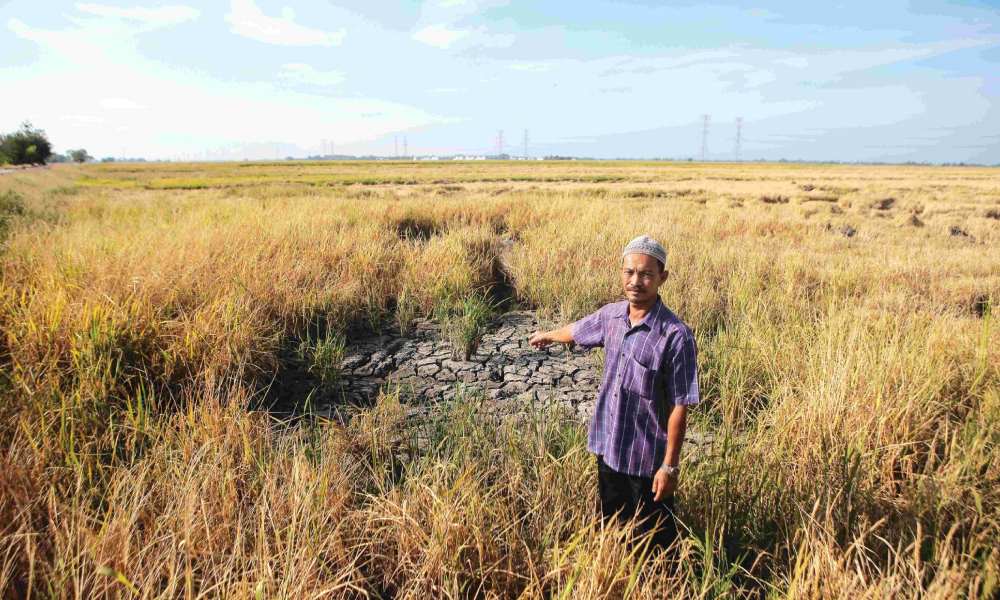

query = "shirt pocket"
[623,354,656,399]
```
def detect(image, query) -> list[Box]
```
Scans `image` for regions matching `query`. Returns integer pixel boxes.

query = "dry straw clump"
[0,160,998,597]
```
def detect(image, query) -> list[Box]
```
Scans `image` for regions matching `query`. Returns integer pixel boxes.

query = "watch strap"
[659,464,680,477]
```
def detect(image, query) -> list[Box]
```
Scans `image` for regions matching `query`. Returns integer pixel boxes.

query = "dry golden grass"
[0,160,998,598]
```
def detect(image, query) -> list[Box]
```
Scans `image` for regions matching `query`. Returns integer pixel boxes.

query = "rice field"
[0,160,998,598]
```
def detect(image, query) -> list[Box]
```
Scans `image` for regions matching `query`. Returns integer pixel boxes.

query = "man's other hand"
[652,469,677,501]
[528,330,552,349]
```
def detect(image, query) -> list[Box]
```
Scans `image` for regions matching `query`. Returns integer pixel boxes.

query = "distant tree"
[67,149,92,163]
[0,122,53,165]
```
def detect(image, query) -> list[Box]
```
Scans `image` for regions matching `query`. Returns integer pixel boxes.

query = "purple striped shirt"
[570,295,700,477]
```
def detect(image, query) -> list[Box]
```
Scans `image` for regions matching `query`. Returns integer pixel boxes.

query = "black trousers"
[597,455,677,551]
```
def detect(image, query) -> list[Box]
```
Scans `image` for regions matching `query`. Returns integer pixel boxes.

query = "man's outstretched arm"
[528,325,574,348]
[530,306,606,350]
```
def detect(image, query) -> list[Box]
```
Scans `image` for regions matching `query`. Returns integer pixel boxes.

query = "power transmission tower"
[496,130,504,158]
[700,114,710,161]
[403,136,408,159]
[522,129,528,159]
[734,117,743,161]
[394,136,398,158]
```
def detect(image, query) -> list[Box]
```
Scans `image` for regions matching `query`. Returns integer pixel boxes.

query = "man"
[528,235,700,549]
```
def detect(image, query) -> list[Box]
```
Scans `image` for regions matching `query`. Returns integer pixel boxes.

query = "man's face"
[621,252,667,305]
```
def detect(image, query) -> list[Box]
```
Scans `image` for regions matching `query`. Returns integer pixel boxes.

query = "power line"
[700,114,710,161]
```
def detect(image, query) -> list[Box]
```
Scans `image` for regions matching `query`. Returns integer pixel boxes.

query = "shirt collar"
[621,295,664,330]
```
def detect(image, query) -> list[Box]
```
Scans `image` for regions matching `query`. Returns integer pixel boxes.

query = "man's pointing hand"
[528,330,552,349]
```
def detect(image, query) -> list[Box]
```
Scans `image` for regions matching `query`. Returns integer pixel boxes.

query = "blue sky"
[1,0,998,162]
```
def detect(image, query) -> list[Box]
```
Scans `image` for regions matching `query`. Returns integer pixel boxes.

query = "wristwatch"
[659,464,680,478]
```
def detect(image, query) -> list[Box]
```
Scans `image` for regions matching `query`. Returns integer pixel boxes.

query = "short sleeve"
[570,306,605,349]
[664,327,700,406]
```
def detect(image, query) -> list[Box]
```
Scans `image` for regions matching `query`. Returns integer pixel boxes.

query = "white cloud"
[775,56,809,69]
[75,3,199,27]
[411,0,514,50]
[226,0,346,46]
[100,97,144,109]
[7,4,196,64]
[411,22,514,50]
[278,63,345,86]
[7,17,36,39]
[468,28,515,48]
[8,16,108,64]
[507,62,551,72]
[412,24,468,49]
[739,67,776,88]
[771,38,999,83]
[2,10,446,159]
[597,50,745,77]
[60,114,104,125]
[418,0,509,22]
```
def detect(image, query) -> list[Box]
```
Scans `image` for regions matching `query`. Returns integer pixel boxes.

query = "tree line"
[0,122,90,165]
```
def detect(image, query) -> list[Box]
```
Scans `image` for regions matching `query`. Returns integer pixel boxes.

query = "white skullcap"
[622,235,667,268]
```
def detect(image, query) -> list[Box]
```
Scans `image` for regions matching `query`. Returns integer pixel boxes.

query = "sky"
[1,0,998,163]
